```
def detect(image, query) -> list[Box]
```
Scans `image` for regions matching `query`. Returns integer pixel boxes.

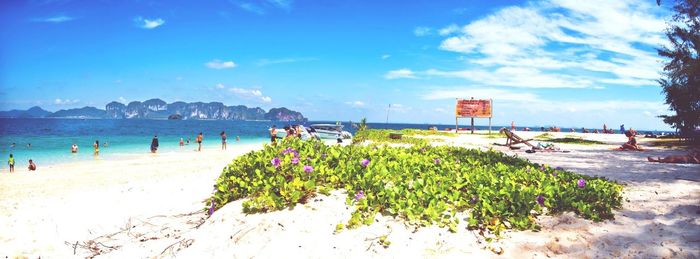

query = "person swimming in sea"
[151,135,159,153]
[220,131,227,150]
[71,144,78,153]
[103,141,108,147]
[8,154,15,173]
[196,132,203,151]
[93,140,100,155]
[28,159,36,171]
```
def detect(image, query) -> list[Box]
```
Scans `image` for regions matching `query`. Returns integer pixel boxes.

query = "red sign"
[456,99,492,118]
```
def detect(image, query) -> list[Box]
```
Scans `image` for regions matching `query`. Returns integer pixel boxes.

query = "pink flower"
[361,159,370,167]
[292,157,300,165]
[303,165,314,173]
[577,178,586,188]
[354,190,365,201]
[271,157,281,168]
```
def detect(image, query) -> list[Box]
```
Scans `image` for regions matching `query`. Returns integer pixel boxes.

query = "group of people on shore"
[170,131,239,153]
[269,125,307,145]
[6,154,36,172]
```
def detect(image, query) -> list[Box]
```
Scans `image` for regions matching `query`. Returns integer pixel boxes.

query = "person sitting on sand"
[28,159,36,171]
[619,134,643,151]
[647,150,699,164]
[8,154,15,173]
[71,144,78,153]
[196,132,203,151]
[151,135,159,153]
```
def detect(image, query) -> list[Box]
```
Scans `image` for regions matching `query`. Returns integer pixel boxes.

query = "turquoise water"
[0,118,271,168]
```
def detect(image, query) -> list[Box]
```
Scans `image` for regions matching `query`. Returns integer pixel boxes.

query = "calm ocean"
[0,118,670,168]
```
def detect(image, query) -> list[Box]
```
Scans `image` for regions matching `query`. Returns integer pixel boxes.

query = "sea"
[0,118,673,168]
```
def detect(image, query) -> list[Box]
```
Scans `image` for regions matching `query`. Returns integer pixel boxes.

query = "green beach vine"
[207,138,622,236]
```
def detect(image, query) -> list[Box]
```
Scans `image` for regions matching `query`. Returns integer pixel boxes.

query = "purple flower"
[354,190,365,201]
[361,159,370,168]
[271,157,281,168]
[470,196,478,204]
[577,178,586,188]
[303,165,314,173]
[555,166,563,171]
[552,171,558,177]
[540,165,546,171]
[434,158,441,165]
[281,147,299,157]
[292,157,300,165]
[208,200,215,216]
[536,195,545,206]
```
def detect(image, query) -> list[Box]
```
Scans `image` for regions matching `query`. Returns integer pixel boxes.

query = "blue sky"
[0,0,676,130]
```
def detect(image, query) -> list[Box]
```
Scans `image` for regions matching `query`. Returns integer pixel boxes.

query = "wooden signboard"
[455,98,493,134]
[456,99,492,118]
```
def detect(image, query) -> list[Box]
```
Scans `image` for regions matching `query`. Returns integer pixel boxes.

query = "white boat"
[309,124,353,140]
[273,125,318,141]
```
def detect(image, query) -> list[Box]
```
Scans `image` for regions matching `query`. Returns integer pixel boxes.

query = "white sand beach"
[1,132,698,258]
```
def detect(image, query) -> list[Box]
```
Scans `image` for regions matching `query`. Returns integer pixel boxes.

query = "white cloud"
[423,87,539,101]
[438,24,459,36]
[33,15,74,23]
[134,17,165,29]
[345,101,366,108]
[430,0,667,88]
[228,87,271,103]
[414,26,432,37]
[216,83,226,89]
[381,54,391,60]
[384,69,418,79]
[266,0,292,9]
[238,3,266,15]
[54,98,79,105]
[206,59,237,69]
[389,103,412,113]
[256,57,318,66]
[118,97,127,103]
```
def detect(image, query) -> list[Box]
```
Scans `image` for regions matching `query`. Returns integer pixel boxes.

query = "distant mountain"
[48,106,107,119]
[0,99,307,122]
[0,106,51,118]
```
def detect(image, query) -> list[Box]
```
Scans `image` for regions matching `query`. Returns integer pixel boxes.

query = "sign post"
[455,98,493,135]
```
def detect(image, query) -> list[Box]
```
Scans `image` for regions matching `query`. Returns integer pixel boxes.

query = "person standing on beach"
[220,131,227,150]
[93,140,100,155]
[196,132,203,151]
[8,154,15,172]
[71,144,78,153]
[620,124,625,133]
[151,135,159,153]
[28,159,36,171]
[179,138,184,147]
[511,121,515,131]
[236,136,240,142]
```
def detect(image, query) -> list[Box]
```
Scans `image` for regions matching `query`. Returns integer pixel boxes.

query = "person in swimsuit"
[93,140,100,155]
[648,150,699,164]
[270,125,277,145]
[196,132,203,151]
[620,134,642,151]
[71,144,78,153]
[8,154,15,172]
[28,159,36,171]
[151,135,159,153]
[179,138,184,147]
[220,131,227,150]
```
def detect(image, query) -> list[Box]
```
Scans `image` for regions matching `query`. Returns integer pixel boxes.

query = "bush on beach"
[208,138,623,236]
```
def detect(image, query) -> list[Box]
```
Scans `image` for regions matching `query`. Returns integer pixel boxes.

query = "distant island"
[0,98,307,122]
